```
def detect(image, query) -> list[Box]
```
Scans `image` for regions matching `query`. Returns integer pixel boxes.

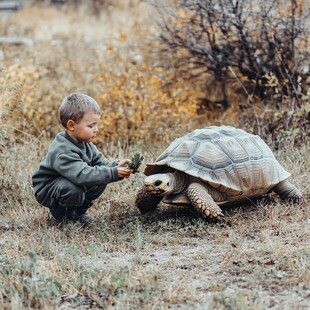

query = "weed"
[0,252,61,309]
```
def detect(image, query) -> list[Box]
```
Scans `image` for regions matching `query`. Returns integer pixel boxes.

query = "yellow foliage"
[1,6,306,149]
[118,33,127,41]
[0,64,61,136]
[93,52,200,144]
[1,47,200,145]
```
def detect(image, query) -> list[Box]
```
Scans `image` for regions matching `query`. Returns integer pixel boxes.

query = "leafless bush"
[155,0,310,106]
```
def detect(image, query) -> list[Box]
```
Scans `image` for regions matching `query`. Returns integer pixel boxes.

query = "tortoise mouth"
[144,185,165,195]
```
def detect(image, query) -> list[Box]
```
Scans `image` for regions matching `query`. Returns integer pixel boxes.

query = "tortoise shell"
[144,126,290,197]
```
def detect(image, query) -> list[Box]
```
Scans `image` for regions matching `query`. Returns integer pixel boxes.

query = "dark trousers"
[37,177,106,218]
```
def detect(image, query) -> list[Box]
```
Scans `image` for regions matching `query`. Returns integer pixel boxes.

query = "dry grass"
[0,3,309,309]
[1,135,309,309]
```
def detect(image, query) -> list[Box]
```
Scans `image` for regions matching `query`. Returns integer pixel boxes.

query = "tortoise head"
[144,173,175,195]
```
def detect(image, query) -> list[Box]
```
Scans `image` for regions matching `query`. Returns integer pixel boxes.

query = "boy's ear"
[67,120,75,131]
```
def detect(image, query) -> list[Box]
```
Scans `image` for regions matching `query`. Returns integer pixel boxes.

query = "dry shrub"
[229,75,310,148]
[0,75,41,211]
[0,63,61,138]
[255,100,309,148]
[154,0,310,147]
[156,0,310,101]
[2,2,308,149]
[0,2,200,146]
[1,44,200,146]
[95,49,199,145]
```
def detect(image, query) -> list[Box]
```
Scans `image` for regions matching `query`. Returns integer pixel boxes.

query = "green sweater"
[32,131,120,202]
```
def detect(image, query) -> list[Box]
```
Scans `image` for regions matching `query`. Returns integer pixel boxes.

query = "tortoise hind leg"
[272,180,302,203]
[187,183,224,219]
[135,187,163,214]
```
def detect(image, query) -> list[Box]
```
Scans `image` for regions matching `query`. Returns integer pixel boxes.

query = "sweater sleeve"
[92,145,120,167]
[53,152,120,186]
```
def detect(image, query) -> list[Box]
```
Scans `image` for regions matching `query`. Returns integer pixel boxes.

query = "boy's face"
[67,111,100,143]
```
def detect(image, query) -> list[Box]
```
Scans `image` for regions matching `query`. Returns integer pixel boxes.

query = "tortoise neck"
[171,171,189,194]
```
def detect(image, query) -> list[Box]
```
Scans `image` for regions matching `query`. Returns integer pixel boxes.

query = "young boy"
[32,92,133,225]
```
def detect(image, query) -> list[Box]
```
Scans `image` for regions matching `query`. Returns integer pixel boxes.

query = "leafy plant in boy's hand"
[126,152,144,173]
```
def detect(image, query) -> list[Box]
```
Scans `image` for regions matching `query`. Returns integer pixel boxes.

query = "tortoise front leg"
[135,187,163,214]
[187,183,224,219]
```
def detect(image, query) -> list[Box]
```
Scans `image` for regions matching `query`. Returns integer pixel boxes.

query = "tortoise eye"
[154,180,162,187]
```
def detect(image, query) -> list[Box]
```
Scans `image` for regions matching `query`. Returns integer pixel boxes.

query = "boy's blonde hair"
[59,92,101,128]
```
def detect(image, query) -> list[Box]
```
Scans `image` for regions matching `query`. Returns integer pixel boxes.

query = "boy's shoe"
[74,212,94,225]
[47,211,66,225]
[48,206,75,223]
[47,211,54,222]
[47,211,93,226]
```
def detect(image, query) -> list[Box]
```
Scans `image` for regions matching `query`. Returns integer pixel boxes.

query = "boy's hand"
[118,159,133,178]
[125,153,144,173]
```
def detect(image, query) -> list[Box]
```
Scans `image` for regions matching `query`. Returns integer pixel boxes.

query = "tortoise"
[135,126,302,219]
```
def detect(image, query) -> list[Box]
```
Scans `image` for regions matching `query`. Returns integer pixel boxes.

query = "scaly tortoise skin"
[135,126,302,219]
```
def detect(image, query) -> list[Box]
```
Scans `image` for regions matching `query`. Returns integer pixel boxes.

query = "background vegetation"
[0,0,309,309]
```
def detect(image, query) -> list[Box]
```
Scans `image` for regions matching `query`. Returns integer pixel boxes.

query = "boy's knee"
[85,184,106,201]
[58,180,85,207]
